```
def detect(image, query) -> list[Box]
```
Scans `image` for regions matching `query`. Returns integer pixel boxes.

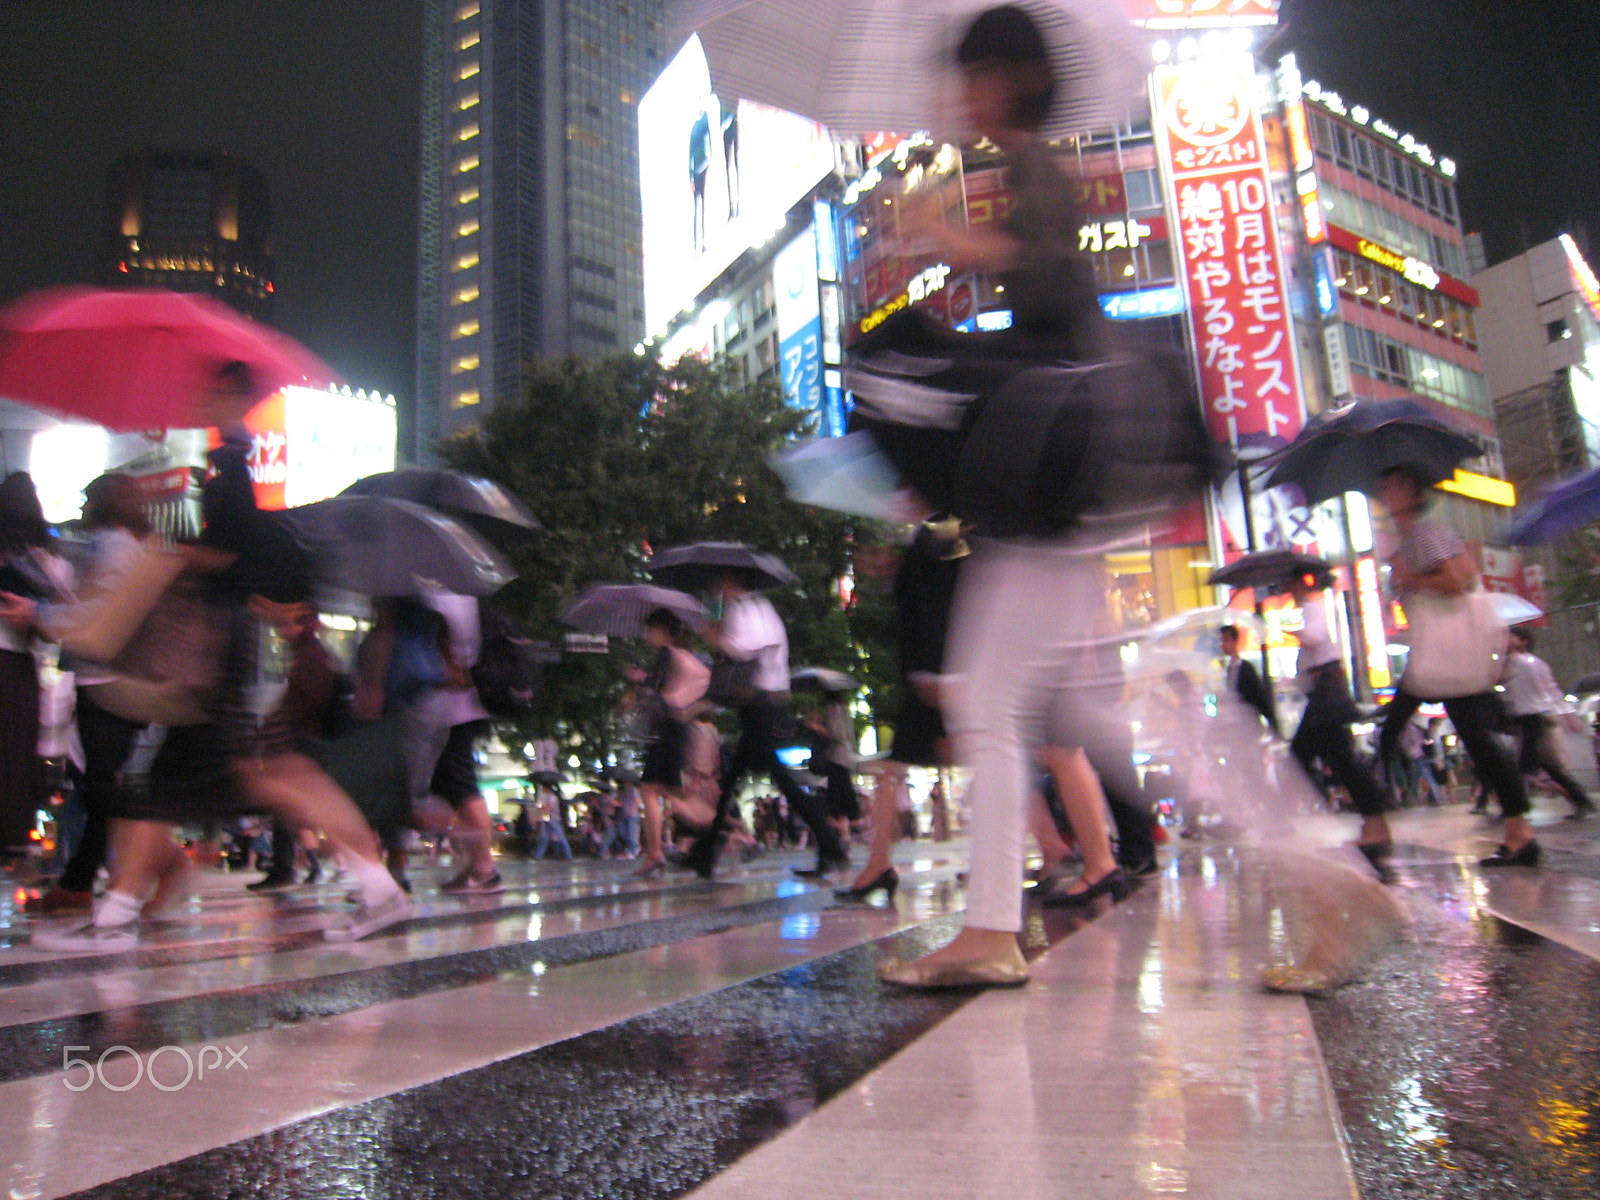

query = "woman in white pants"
[881,537,1129,987]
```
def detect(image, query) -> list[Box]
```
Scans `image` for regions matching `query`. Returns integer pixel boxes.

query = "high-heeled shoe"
[1039,866,1128,908]
[835,867,898,901]
[878,945,1029,989]
[634,857,666,878]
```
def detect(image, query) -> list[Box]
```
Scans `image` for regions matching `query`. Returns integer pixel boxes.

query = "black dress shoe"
[1479,840,1540,867]
[246,873,295,892]
[1119,855,1160,878]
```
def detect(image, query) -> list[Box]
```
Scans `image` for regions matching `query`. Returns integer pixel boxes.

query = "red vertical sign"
[1154,59,1305,453]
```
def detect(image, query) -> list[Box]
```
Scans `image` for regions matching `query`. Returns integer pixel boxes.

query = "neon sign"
[1357,238,1440,290]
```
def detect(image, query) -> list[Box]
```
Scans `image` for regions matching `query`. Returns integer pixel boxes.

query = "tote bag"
[1400,590,1507,700]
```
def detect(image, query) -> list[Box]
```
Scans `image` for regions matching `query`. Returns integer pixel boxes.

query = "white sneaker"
[323,890,414,942]
[32,922,138,954]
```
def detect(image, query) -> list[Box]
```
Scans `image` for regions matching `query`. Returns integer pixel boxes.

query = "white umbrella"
[560,583,708,640]
[1487,592,1543,626]
[770,432,909,521]
[672,0,1147,141]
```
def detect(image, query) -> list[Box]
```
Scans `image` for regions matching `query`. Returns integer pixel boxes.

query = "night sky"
[0,1,1595,417]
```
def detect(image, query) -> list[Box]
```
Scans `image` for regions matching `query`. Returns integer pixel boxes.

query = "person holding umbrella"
[1374,465,1539,866]
[631,607,711,876]
[682,566,848,880]
[1282,569,1393,867]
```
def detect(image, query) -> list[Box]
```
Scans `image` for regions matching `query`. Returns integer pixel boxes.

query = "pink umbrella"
[0,286,338,431]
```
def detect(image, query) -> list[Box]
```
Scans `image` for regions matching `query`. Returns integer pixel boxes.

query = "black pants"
[1291,688,1388,818]
[1379,688,1530,819]
[1514,713,1592,809]
[56,690,144,893]
[686,700,844,874]
[1086,727,1156,869]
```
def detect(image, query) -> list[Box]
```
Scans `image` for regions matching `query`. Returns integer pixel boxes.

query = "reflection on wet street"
[3,798,1600,1199]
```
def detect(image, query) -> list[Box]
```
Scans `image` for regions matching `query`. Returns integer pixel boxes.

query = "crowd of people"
[2,6,1591,994]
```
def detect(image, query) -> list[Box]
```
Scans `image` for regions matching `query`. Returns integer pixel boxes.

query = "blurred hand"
[0,592,38,631]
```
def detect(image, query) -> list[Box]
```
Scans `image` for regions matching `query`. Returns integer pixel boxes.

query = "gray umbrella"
[559,583,707,640]
[341,468,540,542]
[646,542,800,592]
[281,495,514,597]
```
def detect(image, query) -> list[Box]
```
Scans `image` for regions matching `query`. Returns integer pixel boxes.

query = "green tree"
[438,353,895,767]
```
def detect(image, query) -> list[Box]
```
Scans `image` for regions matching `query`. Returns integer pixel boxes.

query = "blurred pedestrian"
[1501,625,1594,818]
[631,607,710,875]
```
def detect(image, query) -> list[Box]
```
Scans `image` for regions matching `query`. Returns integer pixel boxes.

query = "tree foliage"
[438,353,898,766]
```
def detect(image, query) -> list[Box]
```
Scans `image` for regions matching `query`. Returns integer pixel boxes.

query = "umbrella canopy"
[1261,398,1483,506]
[281,495,513,598]
[791,666,861,693]
[0,286,337,431]
[559,583,708,640]
[340,468,540,541]
[1502,462,1600,545]
[1486,592,1543,625]
[769,432,907,521]
[646,541,800,592]
[1208,549,1332,592]
[1142,605,1266,644]
[675,0,1145,142]
[1570,673,1600,697]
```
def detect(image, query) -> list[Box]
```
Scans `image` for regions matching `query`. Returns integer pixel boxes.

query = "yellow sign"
[1357,237,1440,290]
[1436,468,1515,507]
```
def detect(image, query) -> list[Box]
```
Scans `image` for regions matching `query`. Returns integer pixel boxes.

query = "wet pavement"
[1,790,1599,1199]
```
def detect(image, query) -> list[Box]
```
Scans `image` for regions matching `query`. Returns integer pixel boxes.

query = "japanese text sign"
[1154,57,1305,453]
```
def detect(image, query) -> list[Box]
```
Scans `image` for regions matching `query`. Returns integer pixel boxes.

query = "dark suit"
[1227,655,1278,738]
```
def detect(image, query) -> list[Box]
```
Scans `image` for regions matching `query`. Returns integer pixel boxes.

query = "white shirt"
[1294,594,1340,671]
[719,592,790,693]
[424,591,490,725]
[1501,650,1563,717]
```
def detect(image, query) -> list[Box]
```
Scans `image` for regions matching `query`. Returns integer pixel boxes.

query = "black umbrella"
[528,770,565,787]
[791,666,860,694]
[1208,549,1332,591]
[1570,673,1600,697]
[341,468,540,542]
[281,495,514,597]
[1261,398,1482,506]
[646,542,800,592]
[559,583,707,639]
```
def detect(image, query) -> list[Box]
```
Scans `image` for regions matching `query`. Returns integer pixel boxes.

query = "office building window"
[458,31,480,50]
[452,389,481,409]
[452,285,480,304]
[455,1,479,18]
[458,92,480,111]
[455,155,479,175]
[455,186,480,205]
[457,61,480,81]
[453,251,480,270]
[453,319,481,339]
[456,218,480,237]
[456,123,480,142]
[451,354,481,374]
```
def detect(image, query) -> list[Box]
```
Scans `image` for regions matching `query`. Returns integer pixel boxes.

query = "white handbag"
[1400,590,1508,700]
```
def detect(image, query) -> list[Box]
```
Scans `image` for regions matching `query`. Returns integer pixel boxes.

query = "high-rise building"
[414,0,664,460]
[96,148,274,322]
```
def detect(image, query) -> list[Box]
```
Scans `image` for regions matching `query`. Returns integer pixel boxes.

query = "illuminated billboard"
[638,36,836,335]
[236,386,398,510]
[774,228,823,421]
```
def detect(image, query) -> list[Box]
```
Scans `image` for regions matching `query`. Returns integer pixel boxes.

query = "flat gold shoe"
[878,950,1029,990]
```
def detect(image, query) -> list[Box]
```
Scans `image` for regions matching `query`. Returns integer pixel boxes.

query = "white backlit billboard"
[639,36,836,335]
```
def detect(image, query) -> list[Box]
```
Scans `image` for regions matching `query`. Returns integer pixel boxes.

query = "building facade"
[1475,234,1600,683]
[415,0,664,461]
[96,148,274,322]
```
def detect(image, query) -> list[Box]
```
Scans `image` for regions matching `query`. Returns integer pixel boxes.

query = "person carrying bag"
[1374,464,1536,867]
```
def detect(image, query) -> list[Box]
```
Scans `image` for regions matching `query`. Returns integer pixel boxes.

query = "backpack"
[846,308,1229,539]
[472,604,542,720]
